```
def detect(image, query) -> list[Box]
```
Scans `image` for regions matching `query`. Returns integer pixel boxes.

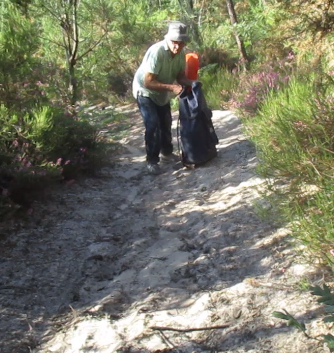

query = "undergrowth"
[199,64,239,110]
[273,284,334,352]
[0,104,117,216]
[230,55,295,117]
[242,74,334,267]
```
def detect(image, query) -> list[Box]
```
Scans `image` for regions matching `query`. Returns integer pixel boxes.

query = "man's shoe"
[147,163,161,175]
[161,153,180,163]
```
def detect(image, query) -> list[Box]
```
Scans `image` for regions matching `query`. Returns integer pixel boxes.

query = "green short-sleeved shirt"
[132,40,186,106]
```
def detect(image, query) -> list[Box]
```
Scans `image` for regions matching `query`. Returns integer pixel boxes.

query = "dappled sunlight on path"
[0,108,329,353]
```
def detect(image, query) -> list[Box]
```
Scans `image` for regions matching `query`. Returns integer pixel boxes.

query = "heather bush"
[230,55,295,117]
[243,76,334,266]
[25,106,105,170]
[0,104,109,213]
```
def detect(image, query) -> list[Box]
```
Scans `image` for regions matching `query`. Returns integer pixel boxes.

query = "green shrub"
[25,106,109,178]
[198,65,239,110]
[273,285,334,352]
[291,187,334,266]
[244,78,334,183]
[0,104,109,212]
[244,75,334,266]
[0,2,44,111]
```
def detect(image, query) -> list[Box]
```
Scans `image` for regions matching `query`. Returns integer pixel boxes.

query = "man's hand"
[171,84,183,95]
[144,72,183,95]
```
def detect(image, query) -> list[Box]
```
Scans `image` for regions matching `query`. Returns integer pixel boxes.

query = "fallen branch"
[157,330,175,349]
[150,324,230,333]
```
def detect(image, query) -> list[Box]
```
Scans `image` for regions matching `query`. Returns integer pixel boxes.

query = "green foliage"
[324,335,334,351]
[289,189,334,266]
[311,284,334,306]
[273,285,334,352]
[0,104,64,213]
[231,56,295,117]
[25,106,109,177]
[243,74,334,265]
[0,103,110,212]
[272,309,307,335]
[32,0,177,105]
[199,64,239,110]
[235,0,288,60]
[235,1,275,48]
[243,78,316,179]
[296,277,312,291]
[0,2,43,110]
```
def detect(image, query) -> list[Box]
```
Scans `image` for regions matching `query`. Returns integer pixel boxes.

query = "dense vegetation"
[1,0,334,271]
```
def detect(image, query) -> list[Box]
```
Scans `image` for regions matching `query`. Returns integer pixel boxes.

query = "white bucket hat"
[164,21,190,42]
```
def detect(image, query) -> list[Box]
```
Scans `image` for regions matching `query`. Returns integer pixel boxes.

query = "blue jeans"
[136,95,173,164]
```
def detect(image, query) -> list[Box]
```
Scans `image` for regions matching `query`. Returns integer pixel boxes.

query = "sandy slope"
[0,108,331,353]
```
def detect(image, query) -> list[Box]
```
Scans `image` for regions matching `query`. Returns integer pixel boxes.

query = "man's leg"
[158,103,173,156]
[137,95,161,165]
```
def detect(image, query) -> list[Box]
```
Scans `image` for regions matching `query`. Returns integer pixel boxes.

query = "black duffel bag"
[178,81,218,167]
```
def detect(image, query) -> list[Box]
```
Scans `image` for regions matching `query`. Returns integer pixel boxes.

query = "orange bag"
[185,53,199,80]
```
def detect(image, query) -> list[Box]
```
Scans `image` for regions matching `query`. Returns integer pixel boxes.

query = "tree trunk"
[225,0,249,70]
[61,0,80,109]
[69,64,78,108]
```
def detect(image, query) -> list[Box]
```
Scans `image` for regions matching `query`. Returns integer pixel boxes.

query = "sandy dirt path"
[0,108,331,353]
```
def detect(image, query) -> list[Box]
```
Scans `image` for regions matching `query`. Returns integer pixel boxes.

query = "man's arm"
[144,72,183,95]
